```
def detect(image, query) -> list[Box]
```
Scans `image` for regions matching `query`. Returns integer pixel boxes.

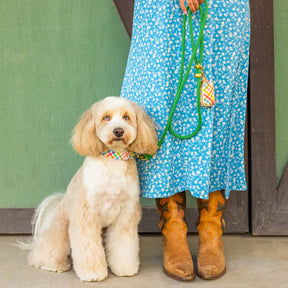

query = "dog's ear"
[71,105,105,156]
[129,103,158,155]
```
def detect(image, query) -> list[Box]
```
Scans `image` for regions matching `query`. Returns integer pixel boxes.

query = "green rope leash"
[140,1,209,161]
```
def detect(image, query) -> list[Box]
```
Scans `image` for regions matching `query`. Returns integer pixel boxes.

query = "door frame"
[249,0,288,235]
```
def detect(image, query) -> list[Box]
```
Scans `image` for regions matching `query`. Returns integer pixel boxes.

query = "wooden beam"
[0,196,249,234]
[250,0,276,234]
[113,0,134,38]
[0,208,34,234]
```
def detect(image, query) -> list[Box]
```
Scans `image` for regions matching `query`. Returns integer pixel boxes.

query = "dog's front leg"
[105,201,141,277]
[69,202,108,282]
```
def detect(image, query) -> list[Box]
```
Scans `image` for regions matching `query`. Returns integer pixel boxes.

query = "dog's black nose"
[113,127,125,138]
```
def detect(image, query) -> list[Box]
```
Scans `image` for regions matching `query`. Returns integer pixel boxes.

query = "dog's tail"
[17,193,64,250]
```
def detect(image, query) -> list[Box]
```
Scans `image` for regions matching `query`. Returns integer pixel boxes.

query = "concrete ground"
[0,235,287,288]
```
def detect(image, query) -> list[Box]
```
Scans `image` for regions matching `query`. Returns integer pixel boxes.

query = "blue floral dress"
[121,0,250,199]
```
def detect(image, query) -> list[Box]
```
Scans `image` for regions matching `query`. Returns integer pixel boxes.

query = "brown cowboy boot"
[197,190,228,280]
[156,191,195,281]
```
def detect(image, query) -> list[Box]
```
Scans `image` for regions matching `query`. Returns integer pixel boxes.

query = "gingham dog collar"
[102,150,136,161]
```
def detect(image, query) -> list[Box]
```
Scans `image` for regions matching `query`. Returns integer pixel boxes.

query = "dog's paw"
[110,261,139,277]
[28,252,71,273]
[77,269,108,282]
[35,262,71,273]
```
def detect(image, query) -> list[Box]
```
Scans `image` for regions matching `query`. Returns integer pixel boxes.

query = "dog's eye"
[103,116,110,121]
[123,115,129,121]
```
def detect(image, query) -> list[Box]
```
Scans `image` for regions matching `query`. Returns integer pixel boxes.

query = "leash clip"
[135,146,160,161]
[194,64,205,79]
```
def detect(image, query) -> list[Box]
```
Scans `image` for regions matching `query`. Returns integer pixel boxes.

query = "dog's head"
[71,97,158,156]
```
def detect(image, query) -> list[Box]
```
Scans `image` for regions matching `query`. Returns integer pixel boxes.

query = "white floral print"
[121,0,250,199]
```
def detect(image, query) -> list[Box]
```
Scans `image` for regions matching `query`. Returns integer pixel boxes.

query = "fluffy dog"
[20,96,158,281]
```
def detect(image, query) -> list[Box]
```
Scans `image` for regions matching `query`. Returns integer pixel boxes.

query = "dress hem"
[140,185,247,200]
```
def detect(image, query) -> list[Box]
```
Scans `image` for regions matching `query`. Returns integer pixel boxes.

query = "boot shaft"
[197,190,228,235]
[156,191,188,233]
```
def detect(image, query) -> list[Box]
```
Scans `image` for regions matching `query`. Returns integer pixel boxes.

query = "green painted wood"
[274,0,288,184]
[0,0,130,207]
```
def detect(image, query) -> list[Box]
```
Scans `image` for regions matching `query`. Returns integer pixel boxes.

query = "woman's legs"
[196,190,227,279]
[155,191,195,281]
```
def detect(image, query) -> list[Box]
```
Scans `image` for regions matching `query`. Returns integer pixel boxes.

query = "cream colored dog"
[20,96,158,282]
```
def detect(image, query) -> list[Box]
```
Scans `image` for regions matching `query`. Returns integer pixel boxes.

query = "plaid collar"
[102,150,136,161]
